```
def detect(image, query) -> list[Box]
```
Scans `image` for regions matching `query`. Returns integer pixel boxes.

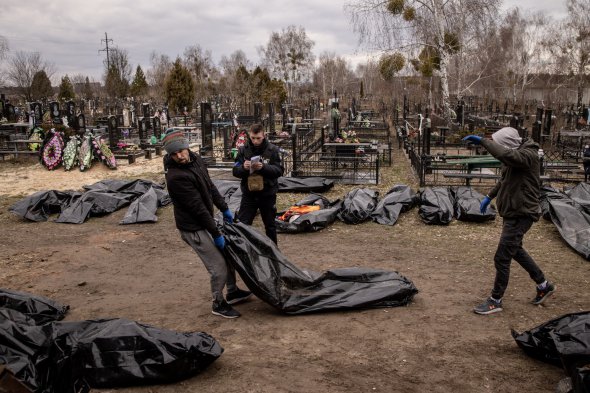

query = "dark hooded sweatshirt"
[481,138,541,220]
[164,150,228,238]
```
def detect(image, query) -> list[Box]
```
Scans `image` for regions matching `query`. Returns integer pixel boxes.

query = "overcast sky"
[1,0,568,84]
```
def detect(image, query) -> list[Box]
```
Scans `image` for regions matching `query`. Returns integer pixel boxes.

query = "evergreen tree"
[164,58,195,114]
[30,70,53,100]
[105,64,129,98]
[58,75,75,101]
[130,65,148,97]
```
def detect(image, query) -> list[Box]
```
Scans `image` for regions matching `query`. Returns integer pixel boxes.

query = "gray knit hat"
[162,129,189,154]
[492,127,522,150]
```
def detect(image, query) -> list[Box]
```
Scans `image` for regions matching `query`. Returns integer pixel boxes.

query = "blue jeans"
[491,216,545,299]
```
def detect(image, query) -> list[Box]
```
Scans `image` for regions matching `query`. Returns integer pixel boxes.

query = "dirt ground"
[0,148,589,393]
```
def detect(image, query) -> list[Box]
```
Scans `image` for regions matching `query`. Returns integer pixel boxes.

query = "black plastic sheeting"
[566,182,590,212]
[419,187,454,225]
[9,179,171,225]
[370,184,418,225]
[338,188,379,224]
[277,177,335,193]
[541,183,590,260]
[213,180,242,214]
[0,290,222,392]
[452,186,497,222]
[512,312,590,393]
[276,194,342,233]
[222,221,418,314]
[0,289,69,325]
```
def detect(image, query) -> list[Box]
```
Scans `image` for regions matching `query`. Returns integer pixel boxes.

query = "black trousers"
[237,192,278,244]
[491,216,545,299]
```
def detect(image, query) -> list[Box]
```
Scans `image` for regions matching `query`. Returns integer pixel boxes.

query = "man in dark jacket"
[232,123,284,243]
[583,145,590,182]
[463,127,555,315]
[163,130,251,319]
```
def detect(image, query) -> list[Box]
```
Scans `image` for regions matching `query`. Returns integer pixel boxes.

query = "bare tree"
[70,73,87,97]
[5,51,56,100]
[0,35,8,60]
[183,44,217,102]
[313,52,356,101]
[544,0,590,107]
[497,9,548,109]
[259,25,315,101]
[219,50,252,103]
[103,48,132,98]
[147,51,172,99]
[346,0,500,123]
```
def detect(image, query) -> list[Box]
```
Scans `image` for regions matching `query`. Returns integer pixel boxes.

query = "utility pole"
[99,32,113,70]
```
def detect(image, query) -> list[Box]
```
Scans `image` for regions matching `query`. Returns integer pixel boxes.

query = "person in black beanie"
[232,123,284,244]
[163,129,252,318]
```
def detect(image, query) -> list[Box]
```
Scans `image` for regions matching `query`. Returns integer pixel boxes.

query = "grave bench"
[442,173,500,185]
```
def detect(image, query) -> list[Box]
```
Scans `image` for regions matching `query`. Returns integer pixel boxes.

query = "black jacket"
[482,138,541,220]
[232,138,284,195]
[164,150,228,238]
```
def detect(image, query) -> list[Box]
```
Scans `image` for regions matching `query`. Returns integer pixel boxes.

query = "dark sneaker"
[473,298,503,315]
[532,282,556,305]
[226,288,252,305]
[212,301,241,319]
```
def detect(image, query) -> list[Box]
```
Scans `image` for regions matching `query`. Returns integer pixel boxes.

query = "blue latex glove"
[222,209,234,223]
[480,196,491,214]
[214,235,225,250]
[463,135,482,145]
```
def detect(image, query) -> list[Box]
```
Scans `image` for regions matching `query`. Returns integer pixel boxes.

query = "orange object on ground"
[278,205,321,221]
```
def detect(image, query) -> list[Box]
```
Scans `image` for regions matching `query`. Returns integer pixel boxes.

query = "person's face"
[170,149,190,164]
[248,131,265,146]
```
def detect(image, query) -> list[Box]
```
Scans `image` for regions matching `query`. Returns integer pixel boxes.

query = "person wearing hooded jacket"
[163,130,251,319]
[232,123,284,244]
[583,145,590,182]
[463,127,555,315]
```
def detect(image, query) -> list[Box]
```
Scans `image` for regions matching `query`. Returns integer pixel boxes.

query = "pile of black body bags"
[0,289,222,392]
[270,184,496,234]
[513,312,590,393]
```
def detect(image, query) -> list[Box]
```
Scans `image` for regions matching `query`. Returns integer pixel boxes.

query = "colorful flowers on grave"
[342,130,360,143]
[28,127,44,151]
[41,130,64,171]
[92,136,117,170]
[79,134,93,171]
[63,136,80,171]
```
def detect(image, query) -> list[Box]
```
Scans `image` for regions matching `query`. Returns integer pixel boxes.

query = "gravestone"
[254,102,262,123]
[532,107,543,143]
[268,102,275,134]
[6,104,15,122]
[152,116,162,139]
[49,101,60,123]
[543,109,553,135]
[139,117,149,143]
[77,114,86,132]
[108,115,119,148]
[142,103,150,118]
[30,102,43,125]
[200,102,213,158]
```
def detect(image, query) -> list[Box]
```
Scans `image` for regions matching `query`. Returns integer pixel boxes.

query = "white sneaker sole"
[474,307,503,315]
[211,310,240,319]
